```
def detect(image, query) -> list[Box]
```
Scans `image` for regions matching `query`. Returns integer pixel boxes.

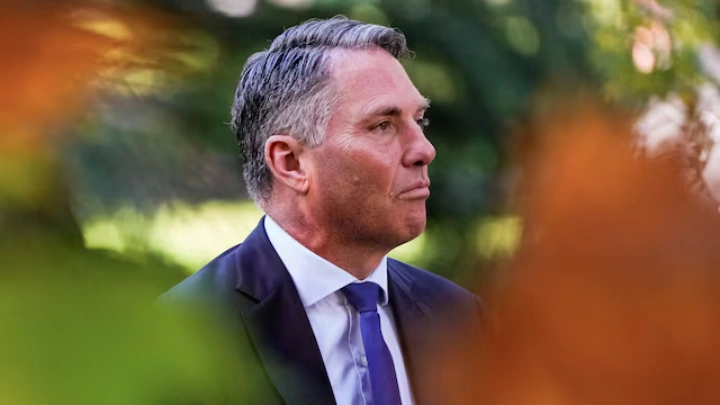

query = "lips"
[397,181,431,200]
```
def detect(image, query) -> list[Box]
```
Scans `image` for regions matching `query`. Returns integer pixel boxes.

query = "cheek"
[316,139,400,195]
[349,143,399,177]
[351,156,396,194]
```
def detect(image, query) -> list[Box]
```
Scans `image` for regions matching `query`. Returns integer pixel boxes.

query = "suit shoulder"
[159,244,242,306]
[388,258,485,333]
[388,258,476,301]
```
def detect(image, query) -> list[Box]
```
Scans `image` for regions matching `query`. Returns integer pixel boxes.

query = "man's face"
[304,48,436,250]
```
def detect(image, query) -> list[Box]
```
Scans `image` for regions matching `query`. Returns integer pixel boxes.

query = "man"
[162,17,483,405]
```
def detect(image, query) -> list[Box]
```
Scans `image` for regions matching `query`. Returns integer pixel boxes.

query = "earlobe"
[265,135,309,194]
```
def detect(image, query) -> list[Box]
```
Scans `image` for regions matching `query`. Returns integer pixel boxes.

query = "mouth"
[397,182,431,200]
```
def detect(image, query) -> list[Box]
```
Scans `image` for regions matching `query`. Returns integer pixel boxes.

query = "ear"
[265,135,309,194]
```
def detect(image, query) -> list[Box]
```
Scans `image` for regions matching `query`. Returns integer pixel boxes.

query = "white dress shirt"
[264,216,415,405]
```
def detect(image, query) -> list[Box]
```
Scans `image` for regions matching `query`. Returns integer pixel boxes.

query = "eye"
[373,121,393,132]
[417,117,430,130]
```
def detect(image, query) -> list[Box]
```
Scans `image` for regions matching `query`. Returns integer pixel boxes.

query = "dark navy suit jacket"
[161,218,483,405]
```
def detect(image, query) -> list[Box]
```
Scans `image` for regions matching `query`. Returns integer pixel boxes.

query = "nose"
[402,126,436,168]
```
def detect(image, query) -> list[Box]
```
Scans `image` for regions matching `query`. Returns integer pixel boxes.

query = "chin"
[399,216,427,243]
[378,208,427,247]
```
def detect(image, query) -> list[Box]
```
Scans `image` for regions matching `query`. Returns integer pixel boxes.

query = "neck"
[308,239,387,280]
[267,207,388,280]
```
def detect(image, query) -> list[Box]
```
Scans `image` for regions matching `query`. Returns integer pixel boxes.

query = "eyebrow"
[363,97,431,118]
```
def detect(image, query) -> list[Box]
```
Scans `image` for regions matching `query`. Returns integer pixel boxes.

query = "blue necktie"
[342,282,402,405]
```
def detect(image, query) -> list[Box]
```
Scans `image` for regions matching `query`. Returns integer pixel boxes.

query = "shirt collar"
[264,215,389,308]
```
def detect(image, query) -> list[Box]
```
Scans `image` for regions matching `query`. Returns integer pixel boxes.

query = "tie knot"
[341,282,381,313]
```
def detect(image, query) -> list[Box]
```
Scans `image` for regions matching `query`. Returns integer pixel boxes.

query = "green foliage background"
[3,1,720,403]
[53,0,719,285]
[68,0,597,284]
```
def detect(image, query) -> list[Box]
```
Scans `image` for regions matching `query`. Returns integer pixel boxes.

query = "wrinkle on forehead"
[327,48,426,113]
[327,47,408,88]
[326,46,388,72]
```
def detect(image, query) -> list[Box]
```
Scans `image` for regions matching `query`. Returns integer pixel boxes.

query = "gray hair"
[230,16,410,203]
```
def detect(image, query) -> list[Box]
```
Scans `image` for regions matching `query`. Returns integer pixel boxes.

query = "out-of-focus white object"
[206,0,257,17]
[267,0,314,9]
[696,84,720,203]
[635,95,687,154]
[699,44,720,85]
[635,44,720,207]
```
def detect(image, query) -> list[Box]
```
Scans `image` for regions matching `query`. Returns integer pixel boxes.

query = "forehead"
[328,48,425,112]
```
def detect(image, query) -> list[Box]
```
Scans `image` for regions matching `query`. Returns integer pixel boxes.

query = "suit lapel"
[233,219,336,405]
[387,261,438,405]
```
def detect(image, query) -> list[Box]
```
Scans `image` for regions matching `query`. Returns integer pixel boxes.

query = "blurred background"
[6,0,719,283]
[4,0,720,404]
